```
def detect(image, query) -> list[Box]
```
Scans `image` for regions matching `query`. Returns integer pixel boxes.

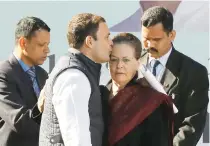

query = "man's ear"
[170,30,176,42]
[18,37,28,51]
[84,36,94,48]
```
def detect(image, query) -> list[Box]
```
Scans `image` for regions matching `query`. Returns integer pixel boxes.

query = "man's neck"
[79,47,97,63]
[13,48,33,67]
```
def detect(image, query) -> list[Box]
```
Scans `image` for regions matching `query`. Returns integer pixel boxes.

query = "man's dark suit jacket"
[0,55,48,146]
[141,47,209,146]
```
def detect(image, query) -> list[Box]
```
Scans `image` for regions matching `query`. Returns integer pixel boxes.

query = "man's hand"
[38,86,46,112]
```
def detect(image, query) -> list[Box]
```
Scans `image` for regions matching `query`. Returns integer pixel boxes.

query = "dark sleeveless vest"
[39,49,104,146]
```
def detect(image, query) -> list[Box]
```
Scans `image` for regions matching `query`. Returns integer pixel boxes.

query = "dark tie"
[152,60,160,76]
[27,67,40,97]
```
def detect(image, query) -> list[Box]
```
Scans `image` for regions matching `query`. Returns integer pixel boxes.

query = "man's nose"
[145,40,156,49]
[44,46,50,54]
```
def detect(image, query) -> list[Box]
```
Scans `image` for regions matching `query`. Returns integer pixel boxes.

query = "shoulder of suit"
[0,59,13,74]
[175,49,207,72]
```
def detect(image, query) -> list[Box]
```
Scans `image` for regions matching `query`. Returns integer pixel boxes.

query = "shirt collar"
[149,47,172,67]
[13,52,33,72]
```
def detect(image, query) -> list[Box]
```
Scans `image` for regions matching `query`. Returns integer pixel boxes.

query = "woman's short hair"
[112,33,142,59]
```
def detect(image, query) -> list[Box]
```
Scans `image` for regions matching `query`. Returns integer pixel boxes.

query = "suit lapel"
[8,55,37,102]
[160,68,178,94]
[35,66,46,90]
[163,47,182,94]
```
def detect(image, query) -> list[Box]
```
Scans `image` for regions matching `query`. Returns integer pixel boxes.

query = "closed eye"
[110,58,118,62]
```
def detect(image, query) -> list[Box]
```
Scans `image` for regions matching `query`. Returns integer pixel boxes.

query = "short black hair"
[67,13,106,49]
[112,33,142,60]
[141,6,173,33]
[15,16,50,41]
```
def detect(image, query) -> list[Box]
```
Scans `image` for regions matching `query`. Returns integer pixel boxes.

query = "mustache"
[143,47,158,54]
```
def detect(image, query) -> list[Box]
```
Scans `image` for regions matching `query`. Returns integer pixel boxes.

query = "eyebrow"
[143,36,162,40]
[110,55,131,58]
[153,38,162,41]
[38,41,50,45]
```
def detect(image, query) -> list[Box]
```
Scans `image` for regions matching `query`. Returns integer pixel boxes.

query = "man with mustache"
[140,6,209,146]
[0,16,50,146]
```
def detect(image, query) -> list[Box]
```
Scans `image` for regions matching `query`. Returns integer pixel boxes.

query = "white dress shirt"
[148,48,172,81]
[52,69,92,146]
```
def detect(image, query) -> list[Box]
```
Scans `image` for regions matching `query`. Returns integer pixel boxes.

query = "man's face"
[24,29,50,65]
[141,23,175,58]
[91,22,113,63]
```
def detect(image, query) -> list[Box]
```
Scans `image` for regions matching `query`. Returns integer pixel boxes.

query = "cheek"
[31,47,43,59]
[127,65,138,76]
[109,65,116,76]
[104,40,111,49]
[157,40,169,51]
[102,41,109,50]
[127,69,135,77]
[31,48,39,57]
[27,48,36,57]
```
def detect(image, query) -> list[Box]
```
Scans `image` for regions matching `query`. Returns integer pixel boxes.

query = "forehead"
[30,29,50,43]
[97,22,110,36]
[141,23,166,38]
[112,44,135,57]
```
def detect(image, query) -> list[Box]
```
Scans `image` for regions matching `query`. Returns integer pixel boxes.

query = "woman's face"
[109,43,139,87]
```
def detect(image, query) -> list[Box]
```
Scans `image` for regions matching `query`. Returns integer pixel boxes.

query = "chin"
[100,57,109,63]
[36,61,45,65]
[115,77,126,83]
